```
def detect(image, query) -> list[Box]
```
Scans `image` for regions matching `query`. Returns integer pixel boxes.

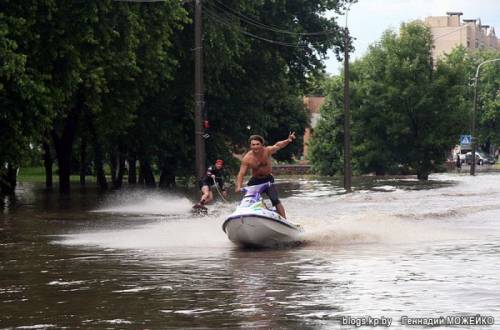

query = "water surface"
[1,174,499,328]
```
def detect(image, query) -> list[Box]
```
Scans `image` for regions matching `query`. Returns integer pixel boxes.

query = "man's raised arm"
[268,132,296,154]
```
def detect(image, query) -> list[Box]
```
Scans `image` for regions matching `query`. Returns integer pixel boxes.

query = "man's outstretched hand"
[288,131,296,142]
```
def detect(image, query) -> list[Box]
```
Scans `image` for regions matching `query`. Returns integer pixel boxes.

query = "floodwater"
[1,173,500,329]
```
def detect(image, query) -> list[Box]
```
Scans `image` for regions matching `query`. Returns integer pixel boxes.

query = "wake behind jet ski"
[222,182,304,248]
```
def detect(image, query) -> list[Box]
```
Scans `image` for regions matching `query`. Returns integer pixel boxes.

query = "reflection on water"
[1,174,500,328]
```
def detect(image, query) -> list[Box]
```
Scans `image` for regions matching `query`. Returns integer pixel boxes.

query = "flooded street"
[1,173,500,329]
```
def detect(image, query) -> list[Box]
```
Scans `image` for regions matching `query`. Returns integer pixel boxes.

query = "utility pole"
[194,0,206,180]
[470,70,478,176]
[343,26,352,192]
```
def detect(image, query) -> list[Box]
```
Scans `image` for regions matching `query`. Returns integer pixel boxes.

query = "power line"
[114,0,193,3]
[211,0,338,36]
[205,9,313,48]
[204,8,333,49]
[114,0,337,47]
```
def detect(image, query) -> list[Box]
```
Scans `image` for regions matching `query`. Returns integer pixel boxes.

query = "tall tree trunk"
[416,160,430,181]
[111,149,125,189]
[110,148,118,187]
[52,101,81,193]
[42,141,53,189]
[159,156,176,189]
[485,140,491,154]
[84,109,108,190]
[94,148,108,191]
[52,135,72,193]
[128,155,137,185]
[115,154,125,189]
[140,159,156,188]
[138,161,144,185]
[417,171,429,180]
[79,135,87,186]
[0,163,17,195]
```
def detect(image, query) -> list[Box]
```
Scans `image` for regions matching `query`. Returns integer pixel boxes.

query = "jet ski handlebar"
[241,182,272,195]
[240,182,272,204]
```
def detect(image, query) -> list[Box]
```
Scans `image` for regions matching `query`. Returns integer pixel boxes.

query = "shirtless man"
[235,132,296,219]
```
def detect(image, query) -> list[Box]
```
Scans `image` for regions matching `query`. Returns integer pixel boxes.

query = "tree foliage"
[309,21,471,180]
[308,76,344,175]
[1,0,352,193]
[0,2,53,192]
[474,50,500,150]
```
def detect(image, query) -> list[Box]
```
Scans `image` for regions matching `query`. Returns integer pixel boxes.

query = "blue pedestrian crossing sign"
[460,135,472,145]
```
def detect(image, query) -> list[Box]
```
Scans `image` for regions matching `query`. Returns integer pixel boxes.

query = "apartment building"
[425,12,499,61]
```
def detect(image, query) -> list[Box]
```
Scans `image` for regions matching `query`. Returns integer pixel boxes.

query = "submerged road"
[1,173,499,328]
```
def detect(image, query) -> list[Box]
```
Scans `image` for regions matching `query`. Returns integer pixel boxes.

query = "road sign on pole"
[460,135,471,145]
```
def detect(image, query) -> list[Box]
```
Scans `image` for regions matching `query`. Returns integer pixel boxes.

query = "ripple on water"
[3,173,500,328]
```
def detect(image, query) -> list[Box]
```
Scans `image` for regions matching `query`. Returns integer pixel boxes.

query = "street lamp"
[470,58,500,176]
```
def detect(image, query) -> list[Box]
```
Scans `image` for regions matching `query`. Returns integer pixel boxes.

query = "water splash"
[58,217,231,250]
[58,174,497,251]
[59,200,235,250]
[92,190,193,216]
[291,183,477,248]
[299,213,473,248]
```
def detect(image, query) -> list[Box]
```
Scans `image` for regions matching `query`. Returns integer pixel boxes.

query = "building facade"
[426,12,499,158]
[425,12,499,61]
[302,96,325,162]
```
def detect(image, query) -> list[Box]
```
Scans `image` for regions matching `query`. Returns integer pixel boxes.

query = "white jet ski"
[222,182,304,248]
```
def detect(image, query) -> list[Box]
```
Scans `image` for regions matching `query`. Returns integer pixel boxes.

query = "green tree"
[307,76,344,175]
[130,0,351,184]
[201,0,349,157]
[2,0,352,194]
[0,4,53,193]
[88,2,189,189]
[1,1,188,193]
[310,21,469,179]
[474,50,500,151]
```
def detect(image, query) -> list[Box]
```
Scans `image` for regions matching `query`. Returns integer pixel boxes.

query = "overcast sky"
[324,0,500,74]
